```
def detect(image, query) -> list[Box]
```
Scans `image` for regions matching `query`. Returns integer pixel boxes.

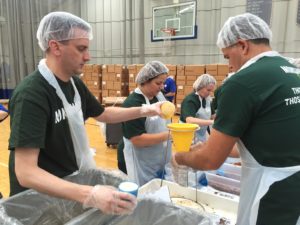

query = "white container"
[138,179,239,224]
[206,172,240,195]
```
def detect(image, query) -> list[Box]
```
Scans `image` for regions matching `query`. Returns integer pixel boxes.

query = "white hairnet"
[37,11,93,51]
[135,61,169,84]
[216,13,272,49]
[193,74,216,92]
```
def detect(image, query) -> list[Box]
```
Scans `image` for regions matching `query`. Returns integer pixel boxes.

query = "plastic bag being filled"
[66,198,213,225]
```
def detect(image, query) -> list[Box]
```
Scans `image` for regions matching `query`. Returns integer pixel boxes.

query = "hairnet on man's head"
[135,61,169,84]
[37,11,93,51]
[216,13,272,49]
[193,74,216,92]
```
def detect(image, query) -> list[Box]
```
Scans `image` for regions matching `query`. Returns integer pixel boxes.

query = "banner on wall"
[297,0,300,24]
[246,0,272,25]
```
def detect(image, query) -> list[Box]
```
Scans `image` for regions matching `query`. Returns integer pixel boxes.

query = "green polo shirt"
[214,56,300,224]
[117,92,159,167]
[121,92,159,139]
[180,92,201,122]
[8,70,104,195]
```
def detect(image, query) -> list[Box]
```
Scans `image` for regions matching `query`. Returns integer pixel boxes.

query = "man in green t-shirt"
[174,13,300,225]
[8,12,163,215]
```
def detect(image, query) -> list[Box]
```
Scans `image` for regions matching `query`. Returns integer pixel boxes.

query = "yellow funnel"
[167,123,199,152]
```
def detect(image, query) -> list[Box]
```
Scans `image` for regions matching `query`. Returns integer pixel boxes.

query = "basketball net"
[161,28,176,56]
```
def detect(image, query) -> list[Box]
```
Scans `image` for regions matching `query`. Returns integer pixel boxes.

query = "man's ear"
[237,39,249,55]
[48,40,62,56]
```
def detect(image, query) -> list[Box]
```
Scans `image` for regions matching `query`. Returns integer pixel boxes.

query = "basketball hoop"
[161,28,176,37]
[161,28,176,56]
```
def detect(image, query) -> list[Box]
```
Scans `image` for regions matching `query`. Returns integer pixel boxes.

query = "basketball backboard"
[151,1,197,41]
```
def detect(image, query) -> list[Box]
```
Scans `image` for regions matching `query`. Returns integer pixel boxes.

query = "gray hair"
[193,74,216,91]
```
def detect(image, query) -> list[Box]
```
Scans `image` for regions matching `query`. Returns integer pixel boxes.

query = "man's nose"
[83,51,90,61]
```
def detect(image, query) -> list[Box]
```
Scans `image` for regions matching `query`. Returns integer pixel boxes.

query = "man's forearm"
[175,150,215,170]
[96,106,142,123]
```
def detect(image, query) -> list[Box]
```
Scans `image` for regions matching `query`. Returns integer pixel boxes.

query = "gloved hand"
[83,185,137,215]
[140,101,166,117]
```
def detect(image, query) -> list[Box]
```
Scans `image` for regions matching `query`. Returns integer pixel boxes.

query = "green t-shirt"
[121,92,159,139]
[117,92,159,167]
[211,85,222,114]
[180,92,201,122]
[214,56,300,224]
[8,70,104,195]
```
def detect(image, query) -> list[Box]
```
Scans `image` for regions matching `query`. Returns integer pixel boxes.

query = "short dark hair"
[249,38,270,45]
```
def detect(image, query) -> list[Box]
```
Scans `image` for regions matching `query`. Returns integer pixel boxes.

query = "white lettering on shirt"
[280,66,300,75]
[291,87,300,95]
[284,95,300,106]
[55,108,66,124]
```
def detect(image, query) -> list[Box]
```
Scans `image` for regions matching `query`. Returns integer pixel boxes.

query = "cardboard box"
[186,75,197,81]
[186,80,195,85]
[218,64,229,74]
[113,82,122,90]
[176,75,186,81]
[115,64,123,74]
[83,64,93,72]
[102,90,108,97]
[177,85,184,95]
[91,73,101,81]
[177,65,185,71]
[176,94,185,101]
[136,64,144,73]
[205,64,218,72]
[127,65,137,74]
[92,64,101,73]
[176,80,186,85]
[185,65,205,75]
[206,70,218,76]
[83,72,92,81]
[107,64,115,73]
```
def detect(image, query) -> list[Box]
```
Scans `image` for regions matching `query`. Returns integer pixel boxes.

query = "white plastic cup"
[118,181,139,197]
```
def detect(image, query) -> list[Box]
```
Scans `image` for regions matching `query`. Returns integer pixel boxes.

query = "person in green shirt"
[180,74,216,142]
[121,61,172,186]
[8,12,163,215]
[174,13,300,225]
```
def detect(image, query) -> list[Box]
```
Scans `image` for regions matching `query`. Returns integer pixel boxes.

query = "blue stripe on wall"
[0,89,13,99]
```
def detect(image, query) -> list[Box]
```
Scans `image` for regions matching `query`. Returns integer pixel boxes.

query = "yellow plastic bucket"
[167,123,199,152]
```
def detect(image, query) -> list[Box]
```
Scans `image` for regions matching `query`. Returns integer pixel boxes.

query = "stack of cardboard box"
[216,64,229,87]
[101,64,129,102]
[127,64,144,94]
[81,64,102,102]
[206,64,229,88]
[175,65,205,113]
[80,63,229,112]
[165,64,177,78]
